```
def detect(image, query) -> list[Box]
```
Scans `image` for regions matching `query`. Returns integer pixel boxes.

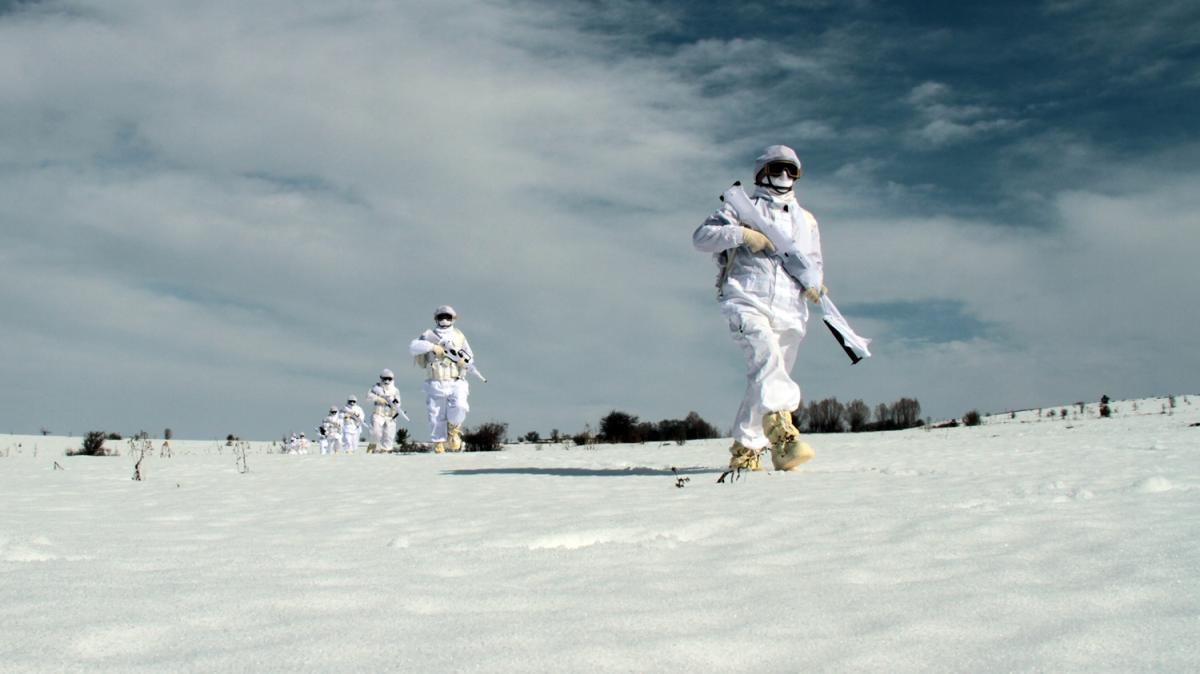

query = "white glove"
[740,228,775,254]
[430,344,445,358]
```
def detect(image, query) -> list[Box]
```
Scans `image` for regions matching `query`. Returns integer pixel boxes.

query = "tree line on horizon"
[509,397,926,447]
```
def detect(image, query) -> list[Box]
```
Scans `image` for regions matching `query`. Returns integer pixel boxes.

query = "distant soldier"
[366,369,403,453]
[285,432,300,455]
[318,405,342,455]
[341,395,365,454]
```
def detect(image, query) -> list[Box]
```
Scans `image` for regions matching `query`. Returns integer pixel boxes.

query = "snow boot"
[729,441,765,471]
[763,410,814,471]
[432,441,445,454]
[447,424,463,451]
[366,442,378,454]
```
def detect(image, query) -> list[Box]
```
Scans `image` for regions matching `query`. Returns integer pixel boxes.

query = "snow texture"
[1,397,1198,672]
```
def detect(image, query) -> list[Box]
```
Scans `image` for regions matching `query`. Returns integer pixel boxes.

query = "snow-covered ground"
[2,397,1197,672]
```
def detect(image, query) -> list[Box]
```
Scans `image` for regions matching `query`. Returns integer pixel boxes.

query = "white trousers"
[319,435,339,455]
[370,412,396,450]
[423,379,470,442]
[724,303,806,450]
[341,424,361,453]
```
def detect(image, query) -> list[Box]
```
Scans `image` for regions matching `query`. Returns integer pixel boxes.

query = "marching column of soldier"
[283,144,868,469]
[291,304,485,455]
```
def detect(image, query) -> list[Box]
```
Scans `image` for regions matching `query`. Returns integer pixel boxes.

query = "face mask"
[437,319,453,328]
[768,171,795,190]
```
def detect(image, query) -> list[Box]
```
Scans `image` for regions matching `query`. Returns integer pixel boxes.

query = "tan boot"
[432,441,445,454]
[366,442,377,454]
[728,441,765,471]
[763,411,815,471]
[447,424,463,452]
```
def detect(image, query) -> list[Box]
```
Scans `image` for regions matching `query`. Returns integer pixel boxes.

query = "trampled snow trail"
[1,400,1197,672]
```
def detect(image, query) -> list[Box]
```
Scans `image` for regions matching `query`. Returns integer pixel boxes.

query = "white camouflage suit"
[341,399,365,453]
[367,378,401,451]
[318,408,342,455]
[408,325,474,444]
[692,145,823,452]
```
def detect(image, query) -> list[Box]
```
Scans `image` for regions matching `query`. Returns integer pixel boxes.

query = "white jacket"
[320,412,342,437]
[693,185,823,329]
[409,327,475,382]
[341,403,365,428]
[368,382,400,416]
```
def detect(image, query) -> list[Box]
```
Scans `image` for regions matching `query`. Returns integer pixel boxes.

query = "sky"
[2,0,1198,440]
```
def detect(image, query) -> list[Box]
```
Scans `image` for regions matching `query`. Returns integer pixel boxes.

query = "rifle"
[442,344,488,383]
[421,331,490,383]
[370,385,410,422]
[720,182,821,291]
[720,182,872,364]
[389,398,411,422]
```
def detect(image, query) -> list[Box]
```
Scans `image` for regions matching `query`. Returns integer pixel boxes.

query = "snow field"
[1,400,1197,672]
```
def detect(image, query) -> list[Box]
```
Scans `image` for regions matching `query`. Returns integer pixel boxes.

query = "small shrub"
[70,431,113,456]
[463,421,507,452]
[523,431,541,443]
[962,410,982,427]
[393,427,424,452]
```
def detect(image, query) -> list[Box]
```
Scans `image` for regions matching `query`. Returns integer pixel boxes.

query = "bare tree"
[874,403,892,429]
[846,399,870,432]
[892,398,923,429]
[806,398,846,433]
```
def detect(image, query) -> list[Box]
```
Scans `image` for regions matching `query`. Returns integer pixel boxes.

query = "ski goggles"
[380,377,393,382]
[435,314,455,322]
[765,161,801,178]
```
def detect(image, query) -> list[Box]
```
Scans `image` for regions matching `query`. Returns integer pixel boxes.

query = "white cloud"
[905,81,949,105]
[0,0,735,437]
[901,82,1024,148]
[0,0,1195,438]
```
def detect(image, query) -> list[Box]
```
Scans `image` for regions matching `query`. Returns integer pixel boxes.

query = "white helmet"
[329,405,338,413]
[379,368,394,380]
[753,145,802,194]
[435,305,457,328]
[347,395,357,404]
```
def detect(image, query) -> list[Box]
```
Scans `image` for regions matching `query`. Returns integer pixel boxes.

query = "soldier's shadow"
[442,466,720,477]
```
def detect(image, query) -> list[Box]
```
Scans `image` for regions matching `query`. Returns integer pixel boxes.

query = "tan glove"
[740,228,775,254]
[430,344,445,358]
[803,284,828,304]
